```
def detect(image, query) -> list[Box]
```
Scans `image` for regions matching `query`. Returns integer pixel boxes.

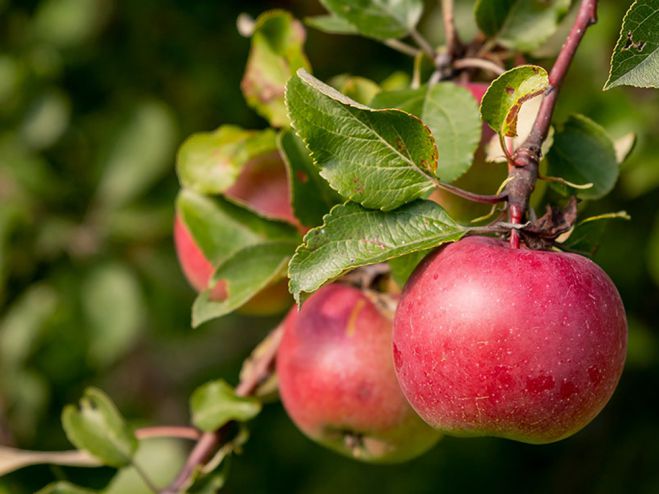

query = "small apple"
[276,284,441,462]
[174,150,295,315]
[393,236,627,444]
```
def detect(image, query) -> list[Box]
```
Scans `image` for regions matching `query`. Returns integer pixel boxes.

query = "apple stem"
[160,324,284,494]
[503,0,598,248]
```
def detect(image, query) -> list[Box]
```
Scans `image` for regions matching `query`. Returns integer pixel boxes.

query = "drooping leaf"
[191,241,296,327]
[190,380,262,432]
[484,94,554,162]
[319,0,424,40]
[288,201,467,302]
[36,481,97,494]
[373,82,482,183]
[481,65,549,137]
[242,10,311,127]
[547,114,619,200]
[96,101,177,208]
[475,0,572,52]
[305,14,359,34]
[176,126,277,195]
[605,0,659,90]
[176,190,298,266]
[277,131,340,228]
[559,212,631,255]
[82,263,143,368]
[61,388,137,468]
[286,70,437,211]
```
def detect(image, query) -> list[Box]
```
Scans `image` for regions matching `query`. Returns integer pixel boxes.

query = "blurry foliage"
[0,0,657,493]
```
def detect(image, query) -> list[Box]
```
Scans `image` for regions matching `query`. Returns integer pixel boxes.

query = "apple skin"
[276,284,441,463]
[393,236,627,444]
[462,81,489,105]
[173,151,295,316]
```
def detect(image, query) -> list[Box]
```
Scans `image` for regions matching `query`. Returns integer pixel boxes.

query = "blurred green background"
[0,0,658,493]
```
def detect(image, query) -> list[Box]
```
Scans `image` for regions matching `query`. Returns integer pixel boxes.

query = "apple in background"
[462,81,489,106]
[393,236,627,444]
[173,150,295,316]
[277,284,441,462]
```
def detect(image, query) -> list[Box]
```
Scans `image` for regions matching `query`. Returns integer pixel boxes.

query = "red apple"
[393,236,627,444]
[277,284,441,462]
[174,150,295,315]
[462,81,489,104]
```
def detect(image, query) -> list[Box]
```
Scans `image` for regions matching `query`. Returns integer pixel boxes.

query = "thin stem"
[136,426,201,441]
[453,57,504,75]
[384,39,421,57]
[504,0,598,248]
[439,0,461,56]
[160,324,284,494]
[409,27,436,61]
[432,179,507,205]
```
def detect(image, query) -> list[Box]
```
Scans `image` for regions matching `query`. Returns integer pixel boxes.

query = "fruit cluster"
[174,81,627,462]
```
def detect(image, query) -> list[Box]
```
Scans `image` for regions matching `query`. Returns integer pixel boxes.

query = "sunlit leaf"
[190,380,261,432]
[61,388,137,468]
[289,201,466,302]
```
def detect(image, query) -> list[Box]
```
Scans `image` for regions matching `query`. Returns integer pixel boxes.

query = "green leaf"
[481,65,549,137]
[388,249,431,287]
[305,14,359,34]
[176,190,298,266]
[475,0,571,52]
[36,481,97,494]
[286,70,437,211]
[82,263,143,368]
[96,101,177,208]
[242,10,311,127]
[278,130,340,228]
[104,438,187,494]
[547,114,619,200]
[192,241,296,327]
[176,126,277,195]
[0,284,57,370]
[61,388,137,468]
[190,380,262,432]
[560,212,630,255]
[330,74,381,105]
[320,0,424,40]
[288,201,467,302]
[372,83,482,183]
[605,0,659,90]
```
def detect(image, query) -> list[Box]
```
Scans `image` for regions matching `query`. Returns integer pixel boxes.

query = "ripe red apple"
[174,150,295,315]
[462,81,489,104]
[393,236,627,444]
[276,284,441,462]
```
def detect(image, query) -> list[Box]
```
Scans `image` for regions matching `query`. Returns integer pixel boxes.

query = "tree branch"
[440,0,461,57]
[504,0,598,248]
[160,324,284,494]
[453,57,504,75]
